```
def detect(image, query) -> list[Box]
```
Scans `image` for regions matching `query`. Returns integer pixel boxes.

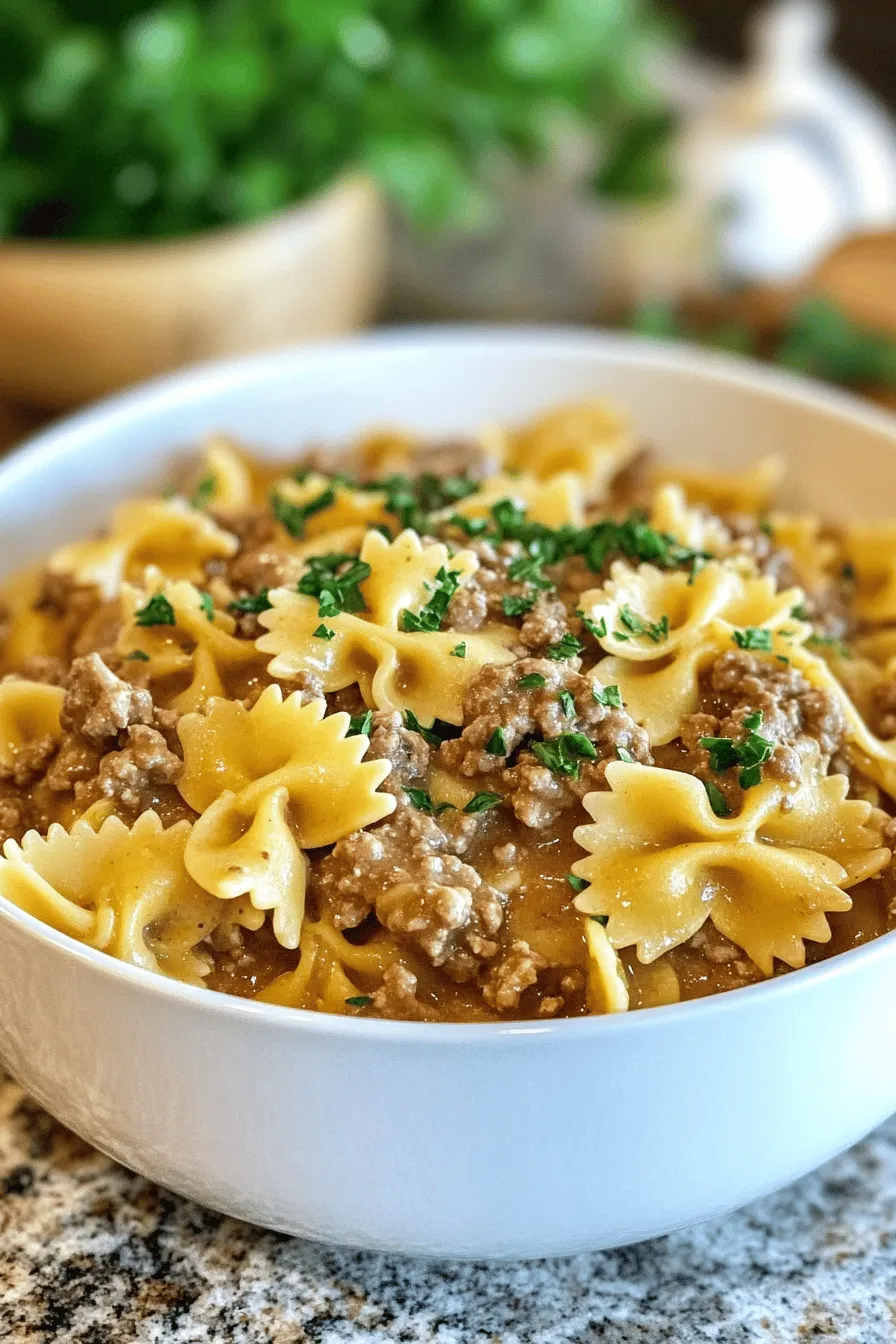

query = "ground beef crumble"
[313,803,503,982]
[676,649,847,811]
[482,940,546,1011]
[36,653,184,812]
[440,656,652,826]
[369,963,434,1021]
[363,710,429,798]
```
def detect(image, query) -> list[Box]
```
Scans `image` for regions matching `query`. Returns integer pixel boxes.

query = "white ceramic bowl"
[2,329,896,1260]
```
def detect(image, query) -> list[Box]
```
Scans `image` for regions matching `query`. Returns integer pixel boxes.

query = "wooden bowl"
[0,175,387,409]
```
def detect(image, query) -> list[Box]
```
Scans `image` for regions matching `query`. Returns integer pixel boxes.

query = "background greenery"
[0,0,675,241]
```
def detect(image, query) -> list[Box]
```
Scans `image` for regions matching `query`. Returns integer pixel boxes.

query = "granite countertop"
[0,1072,893,1343]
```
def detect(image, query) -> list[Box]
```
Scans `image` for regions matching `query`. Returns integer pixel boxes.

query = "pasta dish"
[0,400,894,1021]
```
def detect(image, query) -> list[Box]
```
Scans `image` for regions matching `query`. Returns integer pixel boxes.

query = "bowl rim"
[4,321,896,1046]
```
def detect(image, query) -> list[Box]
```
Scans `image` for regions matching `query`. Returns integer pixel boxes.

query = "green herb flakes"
[617,604,669,644]
[463,792,503,814]
[198,590,215,622]
[298,553,370,618]
[345,996,373,1009]
[616,746,635,763]
[704,780,731,816]
[189,473,216,510]
[530,732,596,777]
[557,689,575,718]
[228,589,272,616]
[313,623,335,640]
[700,711,774,790]
[732,627,773,651]
[271,486,335,539]
[579,613,607,639]
[404,788,455,816]
[135,593,175,627]
[485,727,507,756]
[450,642,467,658]
[545,632,584,661]
[593,684,623,708]
[566,873,588,893]
[401,566,462,633]
[347,711,373,737]
[518,673,547,689]
[126,649,150,662]
[502,594,535,617]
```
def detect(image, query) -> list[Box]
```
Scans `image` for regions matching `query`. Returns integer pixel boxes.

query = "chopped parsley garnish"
[518,673,547,689]
[531,732,596,777]
[270,486,335,538]
[372,472,479,533]
[593,684,622,708]
[449,513,488,537]
[842,562,855,581]
[790,603,811,621]
[345,995,373,1009]
[581,510,710,574]
[313,623,335,640]
[758,516,774,538]
[297,553,370,618]
[703,780,731,817]
[700,711,774,790]
[687,556,706,586]
[228,589,272,616]
[401,566,462,633]
[491,497,528,539]
[485,727,508,756]
[557,689,575,718]
[347,710,373,737]
[507,551,554,590]
[502,594,535,617]
[616,604,669,644]
[545,632,584,661]
[126,649,150,661]
[404,787,455,816]
[404,710,460,748]
[135,593,176,627]
[731,627,773,651]
[578,613,607,639]
[198,590,215,622]
[189,473,216,510]
[463,792,503,814]
[616,746,635,763]
[450,642,467,658]
[566,873,588,893]
[590,914,609,927]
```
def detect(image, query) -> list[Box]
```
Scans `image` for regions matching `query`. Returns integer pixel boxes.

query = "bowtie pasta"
[0,403,894,1023]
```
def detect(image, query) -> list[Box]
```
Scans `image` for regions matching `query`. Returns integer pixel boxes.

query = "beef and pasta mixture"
[1,400,895,1022]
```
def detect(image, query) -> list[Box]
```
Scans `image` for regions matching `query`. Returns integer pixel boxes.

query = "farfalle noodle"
[0,813,252,983]
[257,528,517,723]
[117,573,263,712]
[177,688,395,945]
[582,562,808,744]
[49,498,237,598]
[654,454,784,515]
[572,763,888,974]
[497,399,636,495]
[0,680,64,772]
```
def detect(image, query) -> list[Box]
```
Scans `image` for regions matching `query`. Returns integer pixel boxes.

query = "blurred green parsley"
[629,295,896,390]
[0,0,677,241]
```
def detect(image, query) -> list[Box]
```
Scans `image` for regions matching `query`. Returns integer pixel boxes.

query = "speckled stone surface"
[0,1072,894,1343]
